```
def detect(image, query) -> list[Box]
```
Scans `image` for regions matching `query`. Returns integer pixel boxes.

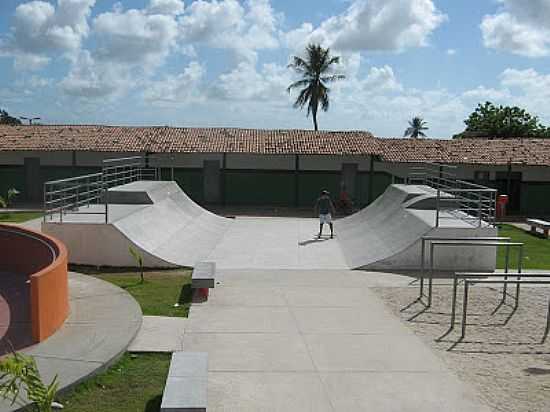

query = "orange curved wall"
[0,224,69,342]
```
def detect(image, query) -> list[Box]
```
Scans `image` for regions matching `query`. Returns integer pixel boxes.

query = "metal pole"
[420,238,425,299]
[515,245,523,307]
[503,243,510,303]
[478,192,482,227]
[461,281,469,339]
[428,242,434,307]
[451,274,458,329]
[435,189,440,227]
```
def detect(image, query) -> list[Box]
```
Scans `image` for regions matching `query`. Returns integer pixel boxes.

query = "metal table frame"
[419,236,513,307]
[460,277,550,339]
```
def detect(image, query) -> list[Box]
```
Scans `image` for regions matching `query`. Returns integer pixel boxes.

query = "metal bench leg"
[428,243,434,308]
[502,243,510,304]
[461,281,469,340]
[419,240,425,301]
[515,246,523,309]
[451,275,458,329]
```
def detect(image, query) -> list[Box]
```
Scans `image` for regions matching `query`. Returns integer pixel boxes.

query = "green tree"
[129,246,145,283]
[404,116,429,138]
[287,44,345,131]
[0,109,22,125]
[455,102,550,139]
[0,188,20,208]
[0,352,59,412]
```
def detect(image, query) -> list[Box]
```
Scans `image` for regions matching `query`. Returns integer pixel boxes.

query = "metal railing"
[44,155,159,224]
[407,162,497,227]
[102,156,158,189]
[43,172,105,223]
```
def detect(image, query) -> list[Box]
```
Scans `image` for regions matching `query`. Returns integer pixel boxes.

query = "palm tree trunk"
[313,112,318,131]
[312,97,319,131]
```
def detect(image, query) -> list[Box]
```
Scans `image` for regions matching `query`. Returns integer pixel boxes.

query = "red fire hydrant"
[496,194,509,219]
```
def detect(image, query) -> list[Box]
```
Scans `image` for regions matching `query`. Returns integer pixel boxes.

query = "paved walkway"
[184,269,491,411]
[0,273,141,412]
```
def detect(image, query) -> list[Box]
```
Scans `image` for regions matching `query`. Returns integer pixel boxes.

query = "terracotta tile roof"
[0,125,379,155]
[1,125,550,166]
[381,138,550,166]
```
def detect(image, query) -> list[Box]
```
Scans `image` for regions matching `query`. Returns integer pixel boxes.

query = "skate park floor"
[183,269,491,411]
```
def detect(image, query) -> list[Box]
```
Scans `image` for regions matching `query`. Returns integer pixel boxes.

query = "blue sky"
[1,0,550,138]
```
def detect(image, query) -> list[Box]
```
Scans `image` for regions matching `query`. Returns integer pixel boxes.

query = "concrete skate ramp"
[44,181,232,268]
[44,181,496,272]
[335,184,497,271]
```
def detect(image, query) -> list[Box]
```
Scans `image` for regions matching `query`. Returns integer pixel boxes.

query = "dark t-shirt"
[316,195,333,215]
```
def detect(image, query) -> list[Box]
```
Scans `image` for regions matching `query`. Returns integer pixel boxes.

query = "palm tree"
[287,44,345,131]
[404,117,429,138]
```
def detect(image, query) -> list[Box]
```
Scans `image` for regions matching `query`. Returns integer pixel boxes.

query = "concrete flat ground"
[207,217,348,270]
[184,269,491,412]
[0,273,142,412]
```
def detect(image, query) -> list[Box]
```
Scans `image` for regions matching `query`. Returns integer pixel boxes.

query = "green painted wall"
[297,172,341,207]
[224,171,295,205]
[357,172,393,206]
[520,183,550,215]
[173,169,204,203]
[0,166,25,198]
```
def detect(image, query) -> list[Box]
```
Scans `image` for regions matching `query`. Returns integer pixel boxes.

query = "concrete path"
[128,316,186,352]
[0,273,141,412]
[184,269,491,412]
[207,217,348,270]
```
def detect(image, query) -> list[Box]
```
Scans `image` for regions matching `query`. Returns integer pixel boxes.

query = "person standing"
[314,190,336,239]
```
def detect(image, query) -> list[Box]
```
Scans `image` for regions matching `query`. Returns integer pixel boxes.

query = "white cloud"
[481,0,550,57]
[148,0,185,16]
[93,6,179,68]
[446,49,456,56]
[143,61,205,105]
[179,0,280,63]
[0,0,95,70]
[210,61,291,101]
[284,0,446,52]
[59,50,133,98]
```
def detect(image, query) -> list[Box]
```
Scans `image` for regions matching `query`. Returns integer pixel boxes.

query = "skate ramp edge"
[337,184,498,272]
[42,222,176,268]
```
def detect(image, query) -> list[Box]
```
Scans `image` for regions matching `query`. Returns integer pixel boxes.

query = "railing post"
[478,193,482,227]
[435,189,440,227]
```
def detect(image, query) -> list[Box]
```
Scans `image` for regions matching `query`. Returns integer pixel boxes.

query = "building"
[1,125,550,215]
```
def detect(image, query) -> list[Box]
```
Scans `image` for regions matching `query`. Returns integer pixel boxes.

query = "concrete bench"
[192,262,216,300]
[526,218,550,238]
[161,352,208,412]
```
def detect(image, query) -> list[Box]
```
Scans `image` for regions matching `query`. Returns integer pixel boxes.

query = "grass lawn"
[0,211,42,223]
[497,224,550,270]
[75,267,193,317]
[58,353,171,412]
[54,268,192,411]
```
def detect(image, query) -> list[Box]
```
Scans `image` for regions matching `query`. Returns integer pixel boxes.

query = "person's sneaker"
[330,234,334,239]
[317,233,322,239]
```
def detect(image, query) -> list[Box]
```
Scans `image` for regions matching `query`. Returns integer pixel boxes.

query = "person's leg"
[329,222,334,238]
[318,223,323,238]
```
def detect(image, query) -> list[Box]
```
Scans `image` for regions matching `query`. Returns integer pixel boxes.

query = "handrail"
[406,162,497,228]
[43,155,160,224]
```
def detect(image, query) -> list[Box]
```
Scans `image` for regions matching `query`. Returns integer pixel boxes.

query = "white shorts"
[319,213,332,224]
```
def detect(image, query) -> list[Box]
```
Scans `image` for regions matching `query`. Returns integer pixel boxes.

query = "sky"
[1,0,550,138]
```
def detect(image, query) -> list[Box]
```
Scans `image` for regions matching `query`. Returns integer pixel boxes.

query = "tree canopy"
[454,102,550,139]
[287,44,345,131]
[404,116,428,138]
[0,109,21,125]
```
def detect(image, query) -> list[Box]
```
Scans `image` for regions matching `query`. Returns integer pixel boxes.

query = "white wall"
[0,151,73,166]
[226,154,295,170]
[299,155,372,171]
[150,153,223,168]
